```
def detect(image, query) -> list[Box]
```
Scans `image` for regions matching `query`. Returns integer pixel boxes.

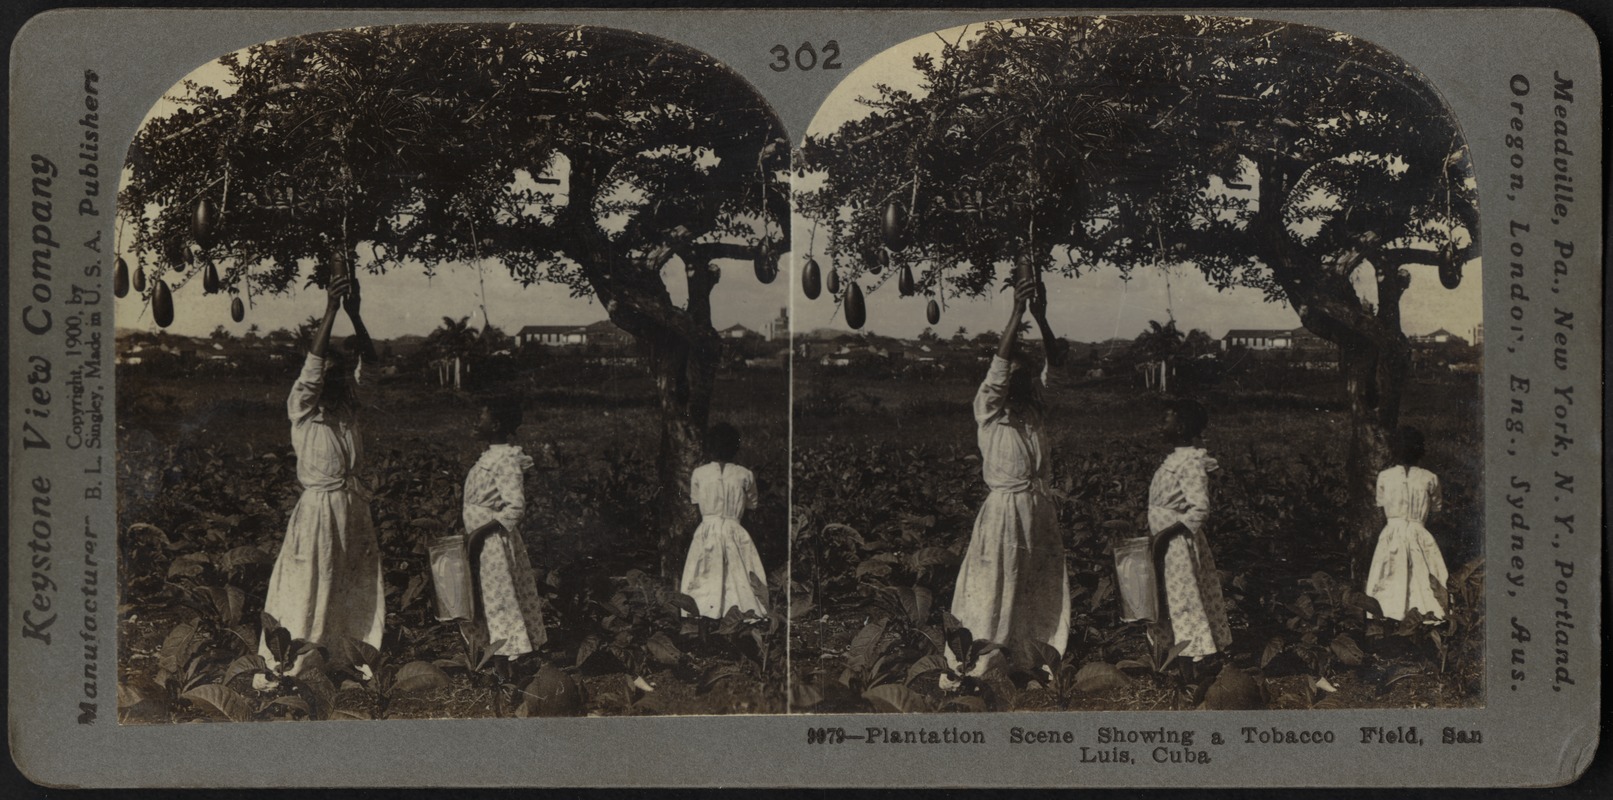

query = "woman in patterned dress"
[1365,427,1448,621]
[463,394,547,664]
[679,422,768,620]
[1147,399,1233,665]
[944,277,1069,681]
[257,275,385,687]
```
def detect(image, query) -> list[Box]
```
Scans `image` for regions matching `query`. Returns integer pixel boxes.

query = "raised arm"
[1028,278,1060,364]
[975,286,1031,425]
[288,278,349,420]
[342,275,379,364]
[311,276,348,359]
[995,280,1029,362]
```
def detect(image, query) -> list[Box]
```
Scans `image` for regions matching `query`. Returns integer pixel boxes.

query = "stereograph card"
[5,2,1603,789]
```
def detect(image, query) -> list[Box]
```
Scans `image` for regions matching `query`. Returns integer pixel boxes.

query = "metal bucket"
[429,535,475,622]
[1114,536,1157,622]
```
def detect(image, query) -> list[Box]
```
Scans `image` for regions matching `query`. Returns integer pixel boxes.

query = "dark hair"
[1166,398,1209,443]
[483,393,524,439]
[318,349,354,409]
[1005,344,1042,411]
[705,422,741,462]
[1390,426,1426,466]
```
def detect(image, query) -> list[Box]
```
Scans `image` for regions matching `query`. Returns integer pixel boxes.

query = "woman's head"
[476,393,524,443]
[1162,398,1208,446]
[1390,426,1426,466]
[1004,346,1043,415]
[318,349,357,413]
[705,422,741,462]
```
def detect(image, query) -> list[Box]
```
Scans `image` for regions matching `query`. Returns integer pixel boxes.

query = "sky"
[790,22,1485,344]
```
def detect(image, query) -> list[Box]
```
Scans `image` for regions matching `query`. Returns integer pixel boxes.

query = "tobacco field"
[116,363,789,722]
[789,366,1484,714]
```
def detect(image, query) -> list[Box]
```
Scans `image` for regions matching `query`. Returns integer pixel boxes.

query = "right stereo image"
[787,14,1484,714]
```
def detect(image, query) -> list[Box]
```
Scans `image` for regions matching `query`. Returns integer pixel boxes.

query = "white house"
[516,324,587,347]
[1222,328,1294,350]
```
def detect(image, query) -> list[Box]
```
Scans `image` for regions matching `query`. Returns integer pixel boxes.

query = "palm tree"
[425,315,479,362]
[1135,319,1184,361]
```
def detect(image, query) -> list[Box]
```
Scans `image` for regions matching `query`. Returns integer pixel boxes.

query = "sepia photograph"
[788,15,1484,714]
[5,3,1602,790]
[113,22,792,721]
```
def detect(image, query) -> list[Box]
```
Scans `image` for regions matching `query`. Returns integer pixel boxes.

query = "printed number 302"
[770,41,843,71]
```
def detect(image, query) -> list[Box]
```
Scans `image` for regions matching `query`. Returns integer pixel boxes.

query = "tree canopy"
[798,15,1477,337]
[122,23,788,342]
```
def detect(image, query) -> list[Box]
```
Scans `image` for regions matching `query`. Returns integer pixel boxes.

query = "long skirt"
[259,488,385,674]
[473,527,547,657]
[1366,519,1449,621]
[948,489,1070,673]
[1159,528,1233,659]
[680,518,768,619]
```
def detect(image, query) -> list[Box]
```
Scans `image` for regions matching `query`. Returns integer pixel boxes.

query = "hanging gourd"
[753,249,777,284]
[882,200,907,250]
[844,282,866,330]
[1438,261,1461,290]
[927,298,941,325]
[113,257,129,298]
[801,255,822,300]
[202,260,220,294]
[826,267,842,297]
[230,296,245,323]
[193,196,219,248]
[898,263,915,296]
[152,278,175,328]
[133,264,147,293]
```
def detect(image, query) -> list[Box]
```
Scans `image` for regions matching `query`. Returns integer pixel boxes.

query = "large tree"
[121,24,789,574]
[798,16,1478,564]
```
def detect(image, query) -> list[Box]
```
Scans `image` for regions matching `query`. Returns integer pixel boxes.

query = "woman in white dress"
[463,394,547,662]
[680,423,768,620]
[1148,399,1233,664]
[257,275,385,685]
[946,278,1070,678]
[1366,427,1448,621]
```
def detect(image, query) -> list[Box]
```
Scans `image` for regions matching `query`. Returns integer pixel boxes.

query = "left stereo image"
[113,22,792,722]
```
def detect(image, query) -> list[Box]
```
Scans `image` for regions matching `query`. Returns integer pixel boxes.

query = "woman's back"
[1377,465,1440,523]
[692,462,756,520]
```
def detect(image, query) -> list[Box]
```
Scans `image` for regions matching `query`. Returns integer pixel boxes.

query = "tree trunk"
[1254,167,1411,579]
[642,332,719,579]
[558,155,728,580]
[1337,329,1408,578]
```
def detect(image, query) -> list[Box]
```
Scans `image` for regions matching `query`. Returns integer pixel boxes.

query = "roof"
[1223,328,1296,339]
[517,324,582,336]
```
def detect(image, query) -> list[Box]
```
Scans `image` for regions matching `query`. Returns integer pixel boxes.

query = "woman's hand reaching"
[343,277,363,317]
[327,275,354,312]
[1015,277,1044,316]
